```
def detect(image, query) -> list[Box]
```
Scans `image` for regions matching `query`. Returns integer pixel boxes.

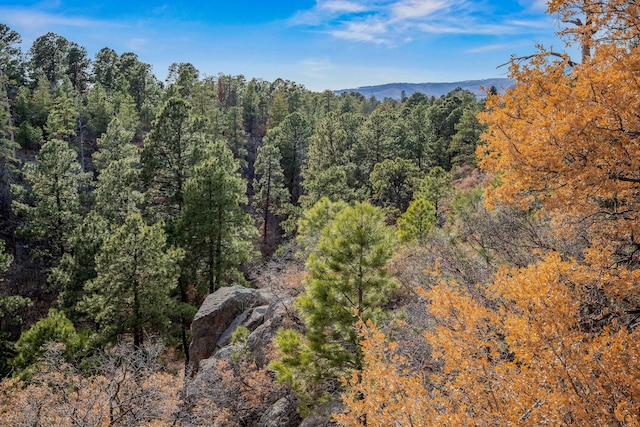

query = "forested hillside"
[1,0,639,425]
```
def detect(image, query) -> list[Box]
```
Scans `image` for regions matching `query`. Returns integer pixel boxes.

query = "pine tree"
[179,141,255,294]
[449,104,484,168]
[403,102,430,170]
[296,197,349,254]
[355,103,399,183]
[302,111,361,206]
[44,77,78,143]
[415,166,452,223]
[51,211,108,322]
[225,105,247,165]
[86,82,115,137]
[272,202,397,413]
[142,97,204,222]
[12,139,90,265]
[269,92,288,129]
[253,142,289,248]
[0,240,30,376]
[369,157,421,215]
[396,198,436,243]
[93,112,143,225]
[271,112,310,205]
[29,32,69,89]
[30,74,52,128]
[0,75,19,216]
[81,214,183,348]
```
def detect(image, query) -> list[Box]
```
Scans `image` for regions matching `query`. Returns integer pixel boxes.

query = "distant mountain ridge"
[334,78,514,100]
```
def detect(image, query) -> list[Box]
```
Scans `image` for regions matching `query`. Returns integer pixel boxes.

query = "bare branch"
[497,52,579,69]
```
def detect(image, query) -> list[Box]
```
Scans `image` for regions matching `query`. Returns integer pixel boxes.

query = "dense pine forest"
[1,0,640,425]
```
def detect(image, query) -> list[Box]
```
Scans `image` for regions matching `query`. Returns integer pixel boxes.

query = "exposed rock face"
[258,396,301,427]
[188,285,271,373]
[298,401,343,427]
[185,283,342,426]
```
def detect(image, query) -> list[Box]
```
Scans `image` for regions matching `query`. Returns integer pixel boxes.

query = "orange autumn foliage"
[478,1,640,324]
[339,256,640,426]
[339,1,640,425]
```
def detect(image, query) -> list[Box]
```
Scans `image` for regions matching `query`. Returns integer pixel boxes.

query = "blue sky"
[0,0,575,91]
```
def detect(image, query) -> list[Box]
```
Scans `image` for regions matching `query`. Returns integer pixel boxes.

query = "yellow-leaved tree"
[337,1,640,425]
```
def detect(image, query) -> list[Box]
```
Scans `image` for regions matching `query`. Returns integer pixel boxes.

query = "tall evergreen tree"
[180,141,255,294]
[29,32,69,89]
[0,24,24,85]
[165,62,199,100]
[0,240,31,376]
[271,112,310,205]
[449,104,484,169]
[242,78,261,136]
[303,112,363,206]
[0,76,19,216]
[268,92,288,129]
[86,82,115,137]
[81,213,183,348]
[29,74,52,128]
[415,166,452,223]
[12,139,89,265]
[142,97,204,222]
[225,105,247,164]
[66,41,90,93]
[117,52,161,127]
[51,212,108,322]
[355,103,399,190]
[45,77,78,143]
[142,97,205,359]
[403,102,430,170]
[95,159,143,226]
[369,157,421,215]
[272,202,397,413]
[92,47,120,93]
[191,77,221,135]
[253,142,289,248]
[93,111,138,172]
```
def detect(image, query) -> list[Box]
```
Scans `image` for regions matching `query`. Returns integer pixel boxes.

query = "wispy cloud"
[390,0,449,21]
[466,43,510,54]
[320,1,368,13]
[291,0,551,45]
[519,0,549,12]
[330,17,390,44]
[0,7,98,31]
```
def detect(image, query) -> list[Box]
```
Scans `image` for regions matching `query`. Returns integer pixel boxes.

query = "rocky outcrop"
[258,396,301,427]
[298,401,343,427]
[184,283,342,426]
[188,285,272,373]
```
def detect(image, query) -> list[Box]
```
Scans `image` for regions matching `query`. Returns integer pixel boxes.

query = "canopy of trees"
[0,19,509,426]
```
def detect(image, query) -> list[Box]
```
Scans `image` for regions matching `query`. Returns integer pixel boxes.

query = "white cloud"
[291,0,553,45]
[519,0,549,12]
[390,0,449,21]
[330,17,390,43]
[466,43,510,53]
[319,1,369,13]
[0,7,97,31]
[416,20,529,35]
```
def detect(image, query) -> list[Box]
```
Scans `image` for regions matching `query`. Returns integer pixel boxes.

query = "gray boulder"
[216,304,269,348]
[188,285,271,372]
[257,395,301,427]
[299,401,344,427]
